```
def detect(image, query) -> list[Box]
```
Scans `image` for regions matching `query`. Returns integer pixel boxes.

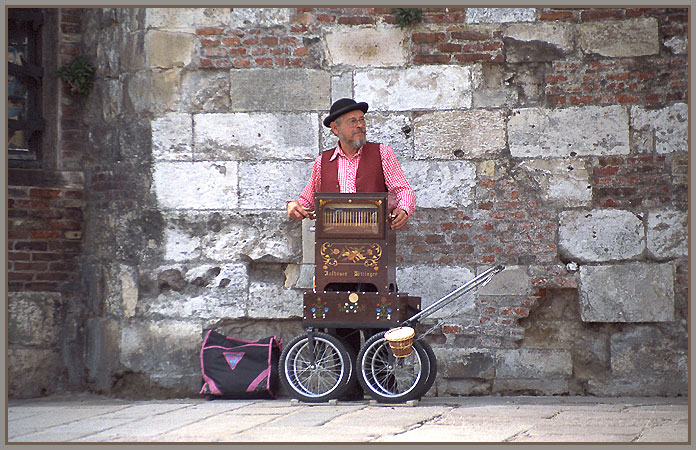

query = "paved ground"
[6,394,689,444]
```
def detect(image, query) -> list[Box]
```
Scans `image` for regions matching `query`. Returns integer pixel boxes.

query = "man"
[287,98,416,399]
[286,98,415,229]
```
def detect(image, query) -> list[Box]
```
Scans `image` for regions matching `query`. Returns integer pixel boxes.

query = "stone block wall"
[9,7,687,399]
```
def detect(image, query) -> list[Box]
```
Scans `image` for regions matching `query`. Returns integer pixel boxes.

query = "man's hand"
[287,201,314,220]
[390,208,409,230]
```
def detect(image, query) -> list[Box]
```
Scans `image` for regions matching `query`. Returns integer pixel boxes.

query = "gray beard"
[345,136,367,149]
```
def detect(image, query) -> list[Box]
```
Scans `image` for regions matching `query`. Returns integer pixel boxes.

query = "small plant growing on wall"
[392,8,424,29]
[57,54,96,98]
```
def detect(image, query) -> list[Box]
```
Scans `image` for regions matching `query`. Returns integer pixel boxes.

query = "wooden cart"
[279,192,504,403]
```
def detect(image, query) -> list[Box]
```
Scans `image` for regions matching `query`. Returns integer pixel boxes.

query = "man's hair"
[333,116,343,126]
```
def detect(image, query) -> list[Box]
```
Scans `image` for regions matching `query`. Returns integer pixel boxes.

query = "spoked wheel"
[279,331,354,403]
[356,331,430,403]
[417,337,437,399]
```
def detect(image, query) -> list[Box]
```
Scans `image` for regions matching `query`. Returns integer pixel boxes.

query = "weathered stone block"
[509,106,629,157]
[120,320,202,376]
[646,209,688,259]
[320,124,338,151]
[518,159,592,207]
[437,348,496,379]
[493,378,569,395]
[145,267,248,324]
[8,348,65,398]
[229,69,330,111]
[578,18,659,57]
[248,266,303,319]
[86,318,121,392]
[93,78,123,123]
[558,209,644,262]
[466,8,536,24]
[145,8,230,29]
[119,264,139,318]
[164,227,201,261]
[504,22,574,63]
[151,113,192,161]
[436,378,492,396]
[472,88,518,108]
[120,29,146,72]
[123,72,151,114]
[95,263,140,318]
[146,31,194,68]
[302,218,315,264]
[478,265,531,296]
[202,212,302,263]
[239,161,312,210]
[229,8,290,28]
[151,68,182,113]
[495,348,572,378]
[397,265,476,318]
[504,22,574,52]
[8,292,63,347]
[610,326,687,390]
[181,71,230,112]
[355,66,472,111]
[284,263,314,290]
[578,263,675,322]
[193,113,318,161]
[152,161,238,209]
[413,110,506,160]
[631,103,688,154]
[161,209,302,264]
[331,72,353,102]
[326,26,407,67]
[400,160,477,209]
[365,113,413,160]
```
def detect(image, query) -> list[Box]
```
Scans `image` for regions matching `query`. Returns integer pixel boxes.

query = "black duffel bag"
[200,329,282,399]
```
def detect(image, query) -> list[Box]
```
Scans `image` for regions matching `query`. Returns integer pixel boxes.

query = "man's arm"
[287,155,322,220]
[379,144,416,229]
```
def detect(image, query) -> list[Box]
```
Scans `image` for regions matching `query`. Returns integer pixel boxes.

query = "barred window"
[8,8,45,165]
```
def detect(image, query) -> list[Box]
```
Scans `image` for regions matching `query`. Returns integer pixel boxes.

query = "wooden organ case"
[302,193,421,328]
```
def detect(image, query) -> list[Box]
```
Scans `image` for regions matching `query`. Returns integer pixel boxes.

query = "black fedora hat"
[323,98,369,127]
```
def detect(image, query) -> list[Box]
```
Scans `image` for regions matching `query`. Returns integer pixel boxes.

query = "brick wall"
[7,8,87,397]
[8,9,86,295]
[8,184,83,292]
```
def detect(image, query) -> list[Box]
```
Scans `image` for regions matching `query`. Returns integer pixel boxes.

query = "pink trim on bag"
[247,367,270,392]
[200,329,224,395]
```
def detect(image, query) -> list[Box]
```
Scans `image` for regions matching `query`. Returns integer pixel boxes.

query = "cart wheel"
[416,337,437,399]
[279,331,354,403]
[356,331,430,403]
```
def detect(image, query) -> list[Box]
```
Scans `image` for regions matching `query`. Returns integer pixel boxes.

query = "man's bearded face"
[334,110,367,149]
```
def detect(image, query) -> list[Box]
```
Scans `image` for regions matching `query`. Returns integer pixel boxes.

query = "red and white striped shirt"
[298,143,416,215]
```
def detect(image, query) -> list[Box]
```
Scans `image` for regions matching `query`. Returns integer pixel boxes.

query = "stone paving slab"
[7,394,689,443]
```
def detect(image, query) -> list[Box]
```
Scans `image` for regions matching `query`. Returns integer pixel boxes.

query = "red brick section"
[8,186,84,292]
[58,9,87,170]
[545,8,688,108]
[398,175,557,268]
[88,165,137,210]
[413,25,504,65]
[545,56,688,107]
[591,155,674,208]
[8,9,86,293]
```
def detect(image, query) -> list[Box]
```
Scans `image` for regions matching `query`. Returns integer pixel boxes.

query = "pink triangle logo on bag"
[223,352,245,370]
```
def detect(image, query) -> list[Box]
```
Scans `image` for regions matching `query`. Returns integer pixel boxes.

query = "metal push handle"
[401,265,505,326]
